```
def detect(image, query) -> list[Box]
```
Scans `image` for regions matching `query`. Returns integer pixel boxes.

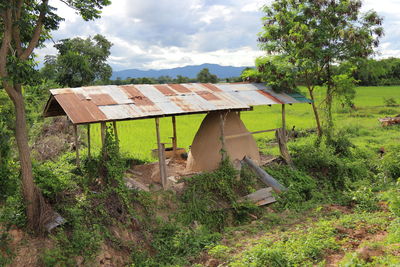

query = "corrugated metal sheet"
[45,83,310,124]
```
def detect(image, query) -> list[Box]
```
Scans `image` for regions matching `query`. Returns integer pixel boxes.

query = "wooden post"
[73,124,80,168]
[219,112,227,160]
[237,111,241,119]
[113,121,118,141]
[275,128,293,167]
[172,116,177,154]
[87,124,91,159]
[155,118,167,189]
[281,104,286,139]
[101,122,106,147]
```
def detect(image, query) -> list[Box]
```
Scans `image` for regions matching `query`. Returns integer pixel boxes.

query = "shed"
[43,83,311,187]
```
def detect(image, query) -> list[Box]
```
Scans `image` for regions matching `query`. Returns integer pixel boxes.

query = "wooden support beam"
[101,122,106,147]
[281,104,286,138]
[113,121,118,141]
[225,128,280,140]
[219,112,227,161]
[276,128,293,167]
[73,125,80,168]
[172,116,177,153]
[155,118,167,189]
[242,156,287,193]
[87,124,91,159]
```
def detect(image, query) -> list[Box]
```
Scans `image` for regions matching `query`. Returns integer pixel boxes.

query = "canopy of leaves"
[196,68,218,83]
[258,0,383,88]
[41,34,112,87]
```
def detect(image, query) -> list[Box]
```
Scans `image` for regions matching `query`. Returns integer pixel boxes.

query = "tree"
[259,0,383,137]
[0,0,110,232]
[49,34,112,87]
[197,68,218,83]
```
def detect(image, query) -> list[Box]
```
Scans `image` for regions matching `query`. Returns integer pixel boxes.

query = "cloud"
[36,0,400,71]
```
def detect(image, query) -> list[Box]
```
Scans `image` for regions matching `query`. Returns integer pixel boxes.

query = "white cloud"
[36,0,400,71]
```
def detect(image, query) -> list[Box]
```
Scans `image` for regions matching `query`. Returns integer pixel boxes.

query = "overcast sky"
[37,0,400,71]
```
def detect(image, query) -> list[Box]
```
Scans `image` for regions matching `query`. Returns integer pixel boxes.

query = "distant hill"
[111,63,251,80]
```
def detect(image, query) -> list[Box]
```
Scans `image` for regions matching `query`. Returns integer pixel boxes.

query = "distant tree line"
[350,58,400,86]
[109,68,242,85]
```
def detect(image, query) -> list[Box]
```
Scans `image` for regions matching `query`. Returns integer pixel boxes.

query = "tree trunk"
[5,84,51,232]
[308,88,323,137]
[325,64,334,139]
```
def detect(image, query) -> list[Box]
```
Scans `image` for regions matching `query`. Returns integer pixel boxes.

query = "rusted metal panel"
[168,84,191,93]
[200,83,222,92]
[45,83,310,124]
[89,94,118,105]
[155,85,176,96]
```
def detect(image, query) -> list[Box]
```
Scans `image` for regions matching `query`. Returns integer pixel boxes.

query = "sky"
[37,0,400,71]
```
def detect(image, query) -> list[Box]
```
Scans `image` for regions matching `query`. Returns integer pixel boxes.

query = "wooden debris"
[379,115,400,127]
[124,177,150,192]
[241,187,276,206]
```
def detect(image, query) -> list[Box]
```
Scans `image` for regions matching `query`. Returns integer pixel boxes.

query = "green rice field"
[87,86,400,161]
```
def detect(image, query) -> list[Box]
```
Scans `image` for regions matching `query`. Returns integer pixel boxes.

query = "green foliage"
[196,68,218,83]
[179,160,259,231]
[383,97,398,107]
[290,135,373,190]
[353,58,400,86]
[33,154,77,201]
[240,68,263,83]
[231,220,338,266]
[0,193,27,228]
[208,244,232,261]
[133,223,221,266]
[380,146,400,180]
[42,34,113,87]
[265,165,318,211]
[255,55,298,93]
[347,185,380,212]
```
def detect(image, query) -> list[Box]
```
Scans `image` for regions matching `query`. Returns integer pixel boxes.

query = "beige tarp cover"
[186,111,261,172]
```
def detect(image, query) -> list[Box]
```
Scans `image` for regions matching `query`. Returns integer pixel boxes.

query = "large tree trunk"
[308,88,322,137]
[5,84,51,232]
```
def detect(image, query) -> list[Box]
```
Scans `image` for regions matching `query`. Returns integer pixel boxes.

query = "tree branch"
[12,0,24,56]
[0,8,12,79]
[19,0,49,61]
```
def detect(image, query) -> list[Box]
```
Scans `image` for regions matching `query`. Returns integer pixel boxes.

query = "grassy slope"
[88,86,400,161]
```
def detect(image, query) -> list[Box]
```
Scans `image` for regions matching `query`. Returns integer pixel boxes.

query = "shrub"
[380,146,400,180]
[290,136,373,190]
[383,97,398,107]
[179,160,260,231]
[265,165,318,211]
[33,153,77,201]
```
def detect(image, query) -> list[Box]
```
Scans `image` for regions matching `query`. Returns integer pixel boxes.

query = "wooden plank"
[244,187,273,201]
[276,128,293,166]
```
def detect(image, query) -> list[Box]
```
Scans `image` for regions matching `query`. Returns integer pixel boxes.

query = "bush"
[179,160,260,231]
[380,146,400,180]
[383,97,398,107]
[33,153,77,201]
[265,165,318,211]
[290,136,373,190]
[132,223,221,266]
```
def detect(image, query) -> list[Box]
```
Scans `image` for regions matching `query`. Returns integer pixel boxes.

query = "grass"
[87,86,400,161]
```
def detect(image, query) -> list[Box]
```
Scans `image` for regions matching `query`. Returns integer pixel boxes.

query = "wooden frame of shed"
[43,82,311,188]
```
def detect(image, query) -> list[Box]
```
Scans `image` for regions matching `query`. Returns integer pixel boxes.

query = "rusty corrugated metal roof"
[43,83,310,124]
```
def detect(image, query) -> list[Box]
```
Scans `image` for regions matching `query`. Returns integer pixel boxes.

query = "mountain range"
[111,63,251,80]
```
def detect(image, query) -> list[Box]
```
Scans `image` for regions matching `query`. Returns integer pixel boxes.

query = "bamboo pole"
[155,118,167,189]
[225,128,280,140]
[87,124,91,159]
[73,124,80,168]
